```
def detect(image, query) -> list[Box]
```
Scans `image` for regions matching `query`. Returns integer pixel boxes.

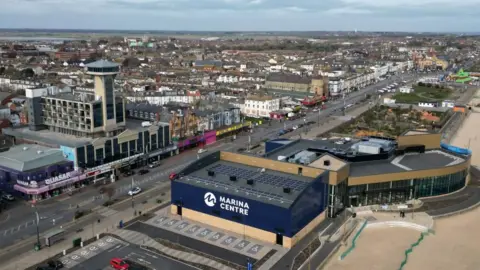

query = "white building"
[242,95,281,118]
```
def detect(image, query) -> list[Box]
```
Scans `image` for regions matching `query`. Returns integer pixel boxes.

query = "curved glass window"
[348,169,468,206]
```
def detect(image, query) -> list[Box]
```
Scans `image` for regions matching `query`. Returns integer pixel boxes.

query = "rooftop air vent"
[283,187,291,194]
[208,171,215,177]
[247,179,254,185]
[230,175,237,181]
[23,147,28,151]
[324,160,331,166]
[37,150,43,155]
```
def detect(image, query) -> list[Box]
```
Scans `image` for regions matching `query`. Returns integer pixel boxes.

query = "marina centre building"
[170,131,471,248]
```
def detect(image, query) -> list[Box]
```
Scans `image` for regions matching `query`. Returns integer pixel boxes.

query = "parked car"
[123,171,135,177]
[198,148,208,154]
[138,169,149,175]
[148,161,160,168]
[127,187,142,196]
[110,258,129,270]
[237,147,246,153]
[169,172,177,180]
[1,194,14,201]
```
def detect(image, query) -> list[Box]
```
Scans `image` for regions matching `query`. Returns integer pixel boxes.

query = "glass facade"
[115,100,124,123]
[348,170,468,206]
[88,67,119,73]
[93,103,103,127]
[104,76,115,120]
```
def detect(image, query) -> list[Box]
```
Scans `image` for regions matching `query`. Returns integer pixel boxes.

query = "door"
[276,233,283,246]
[177,205,183,216]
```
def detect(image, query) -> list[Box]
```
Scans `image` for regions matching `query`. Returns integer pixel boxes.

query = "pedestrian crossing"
[95,206,118,217]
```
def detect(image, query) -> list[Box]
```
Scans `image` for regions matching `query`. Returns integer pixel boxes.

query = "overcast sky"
[0,0,479,32]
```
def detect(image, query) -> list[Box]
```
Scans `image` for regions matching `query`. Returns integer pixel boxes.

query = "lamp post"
[31,204,41,251]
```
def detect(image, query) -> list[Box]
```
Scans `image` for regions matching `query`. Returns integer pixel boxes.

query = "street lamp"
[31,204,41,251]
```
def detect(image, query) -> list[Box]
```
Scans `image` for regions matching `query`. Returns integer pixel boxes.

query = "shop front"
[216,121,251,139]
[14,167,112,201]
[204,130,217,145]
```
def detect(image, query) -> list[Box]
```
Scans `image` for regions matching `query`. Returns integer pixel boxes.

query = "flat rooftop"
[265,138,465,176]
[3,120,169,148]
[178,160,315,208]
[0,144,67,172]
[349,150,465,177]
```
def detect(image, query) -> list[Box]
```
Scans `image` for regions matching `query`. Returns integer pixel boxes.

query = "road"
[0,71,440,253]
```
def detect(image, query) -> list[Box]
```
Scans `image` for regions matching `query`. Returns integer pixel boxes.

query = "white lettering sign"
[17,180,38,188]
[203,192,249,216]
[220,196,250,216]
[45,172,72,185]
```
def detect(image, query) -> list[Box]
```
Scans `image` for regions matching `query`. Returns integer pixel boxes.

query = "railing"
[398,229,435,270]
[339,220,368,260]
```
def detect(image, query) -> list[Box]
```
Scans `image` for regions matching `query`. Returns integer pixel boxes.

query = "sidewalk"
[1,192,171,270]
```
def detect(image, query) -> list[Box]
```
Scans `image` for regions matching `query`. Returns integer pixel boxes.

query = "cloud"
[1,0,480,31]
[325,7,372,14]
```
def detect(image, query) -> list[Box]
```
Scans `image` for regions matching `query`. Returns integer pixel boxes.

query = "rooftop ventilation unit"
[283,187,291,194]
[247,179,254,185]
[230,175,237,181]
[208,171,215,177]
[23,147,28,151]
[37,150,43,155]
[324,160,331,166]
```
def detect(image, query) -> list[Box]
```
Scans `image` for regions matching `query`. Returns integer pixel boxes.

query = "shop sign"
[204,192,250,216]
[45,172,72,185]
[17,180,38,188]
[216,122,251,136]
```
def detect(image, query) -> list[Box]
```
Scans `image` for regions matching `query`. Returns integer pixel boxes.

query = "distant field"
[0,31,307,40]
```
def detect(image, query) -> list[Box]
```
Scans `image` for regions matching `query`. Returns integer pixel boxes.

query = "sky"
[0,0,479,32]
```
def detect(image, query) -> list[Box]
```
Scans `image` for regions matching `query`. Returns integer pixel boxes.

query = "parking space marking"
[164,219,179,227]
[186,225,201,234]
[221,236,237,246]
[234,240,250,251]
[208,232,225,242]
[175,221,189,231]
[197,228,212,238]
[247,244,263,255]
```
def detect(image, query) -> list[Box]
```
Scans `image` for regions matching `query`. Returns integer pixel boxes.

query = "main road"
[0,71,430,251]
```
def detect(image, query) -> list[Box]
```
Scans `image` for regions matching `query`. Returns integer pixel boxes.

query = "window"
[104,76,115,120]
[93,103,103,127]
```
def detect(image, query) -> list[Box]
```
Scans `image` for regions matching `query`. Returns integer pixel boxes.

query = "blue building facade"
[171,172,328,238]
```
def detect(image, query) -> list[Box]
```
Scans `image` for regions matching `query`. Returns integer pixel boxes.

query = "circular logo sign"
[204,192,216,207]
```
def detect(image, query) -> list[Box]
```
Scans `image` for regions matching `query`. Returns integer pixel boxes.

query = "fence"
[398,229,434,270]
[339,220,368,260]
